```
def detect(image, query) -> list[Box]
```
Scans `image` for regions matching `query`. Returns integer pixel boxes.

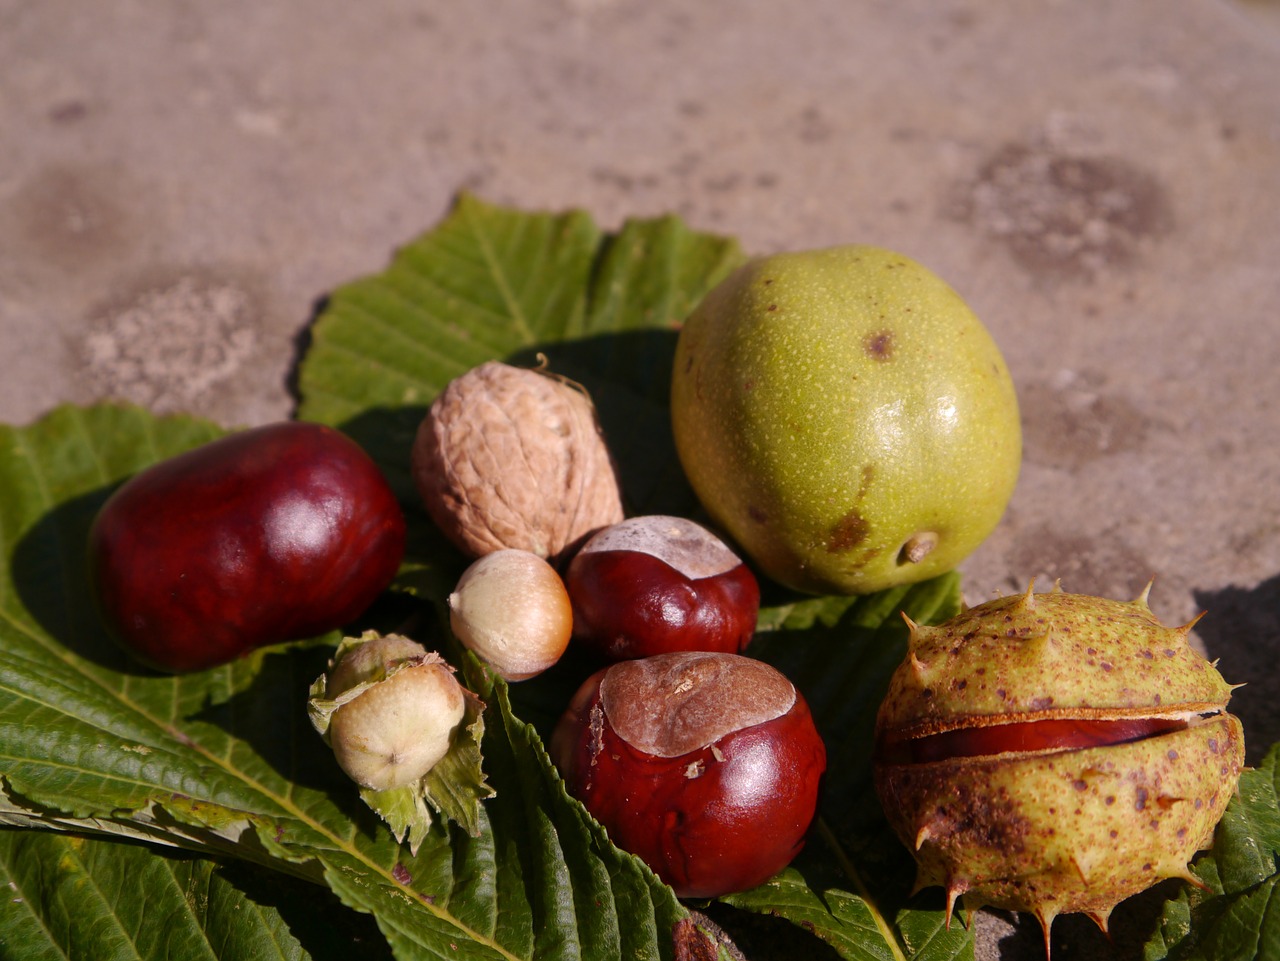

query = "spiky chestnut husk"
[872,583,1245,953]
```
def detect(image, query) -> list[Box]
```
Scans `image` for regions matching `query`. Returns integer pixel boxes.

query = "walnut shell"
[412,361,625,563]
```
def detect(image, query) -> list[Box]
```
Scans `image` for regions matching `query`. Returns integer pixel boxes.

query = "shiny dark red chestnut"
[550,651,826,898]
[564,515,759,661]
[88,421,406,673]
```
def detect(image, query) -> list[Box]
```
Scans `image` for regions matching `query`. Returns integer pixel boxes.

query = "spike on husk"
[1029,905,1060,960]
[1133,578,1155,610]
[1020,631,1057,659]
[1086,908,1111,936]
[1177,610,1207,635]
[908,650,931,679]
[944,879,968,928]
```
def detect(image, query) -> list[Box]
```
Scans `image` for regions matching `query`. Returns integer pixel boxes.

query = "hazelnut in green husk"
[309,632,492,852]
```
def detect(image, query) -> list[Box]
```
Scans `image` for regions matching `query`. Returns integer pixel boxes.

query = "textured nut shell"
[878,589,1234,739]
[600,651,796,757]
[412,362,625,562]
[875,713,1244,919]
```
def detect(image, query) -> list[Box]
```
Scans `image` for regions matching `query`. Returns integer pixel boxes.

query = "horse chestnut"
[564,515,760,661]
[550,651,826,898]
[89,421,406,672]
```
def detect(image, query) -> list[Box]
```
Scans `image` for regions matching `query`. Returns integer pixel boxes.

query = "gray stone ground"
[2,1,1278,958]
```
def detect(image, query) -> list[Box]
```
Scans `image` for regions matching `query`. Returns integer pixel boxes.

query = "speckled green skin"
[670,245,1021,595]
[879,589,1236,737]
[873,588,1245,934]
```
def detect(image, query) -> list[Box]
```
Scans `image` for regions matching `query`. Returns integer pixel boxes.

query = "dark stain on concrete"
[4,163,143,275]
[1020,379,1158,472]
[948,143,1174,280]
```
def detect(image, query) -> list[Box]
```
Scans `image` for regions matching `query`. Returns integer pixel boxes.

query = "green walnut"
[671,245,1020,595]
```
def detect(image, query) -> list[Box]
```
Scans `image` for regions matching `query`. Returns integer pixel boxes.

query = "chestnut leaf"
[296,191,746,526]
[1143,741,1280,961]
[0,403,702,961]
[0,829,388,961]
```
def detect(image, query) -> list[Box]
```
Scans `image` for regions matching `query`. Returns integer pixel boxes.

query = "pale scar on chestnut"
[600,652,795,757]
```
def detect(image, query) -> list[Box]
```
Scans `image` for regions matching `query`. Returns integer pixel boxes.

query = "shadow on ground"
[1194,572,1280,765]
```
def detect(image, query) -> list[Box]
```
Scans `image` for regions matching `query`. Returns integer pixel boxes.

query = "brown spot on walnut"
[827,509,871,553]
[863,330,895,361]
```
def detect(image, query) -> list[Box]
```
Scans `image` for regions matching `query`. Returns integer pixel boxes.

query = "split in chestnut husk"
[873,582,1244,956]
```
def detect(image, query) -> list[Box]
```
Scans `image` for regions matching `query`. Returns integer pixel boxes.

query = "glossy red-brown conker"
[550,651,826,898]
[88,421,406,673]
[564,515,760,662]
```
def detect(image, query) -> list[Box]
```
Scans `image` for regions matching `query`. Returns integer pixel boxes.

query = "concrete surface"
[2,1,1278,959]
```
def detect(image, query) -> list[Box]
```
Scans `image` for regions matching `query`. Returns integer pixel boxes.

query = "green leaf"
[1145,744,1280,961]
[724,574,969,961]
[0,402,692,961]
[296,192,746,523]
[0,829,390,961]
[722,869,901,961]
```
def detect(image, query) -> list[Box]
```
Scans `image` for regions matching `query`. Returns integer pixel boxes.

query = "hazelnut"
[449,549,573,681]
[412,361,625,563]
[317,634,467,791]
